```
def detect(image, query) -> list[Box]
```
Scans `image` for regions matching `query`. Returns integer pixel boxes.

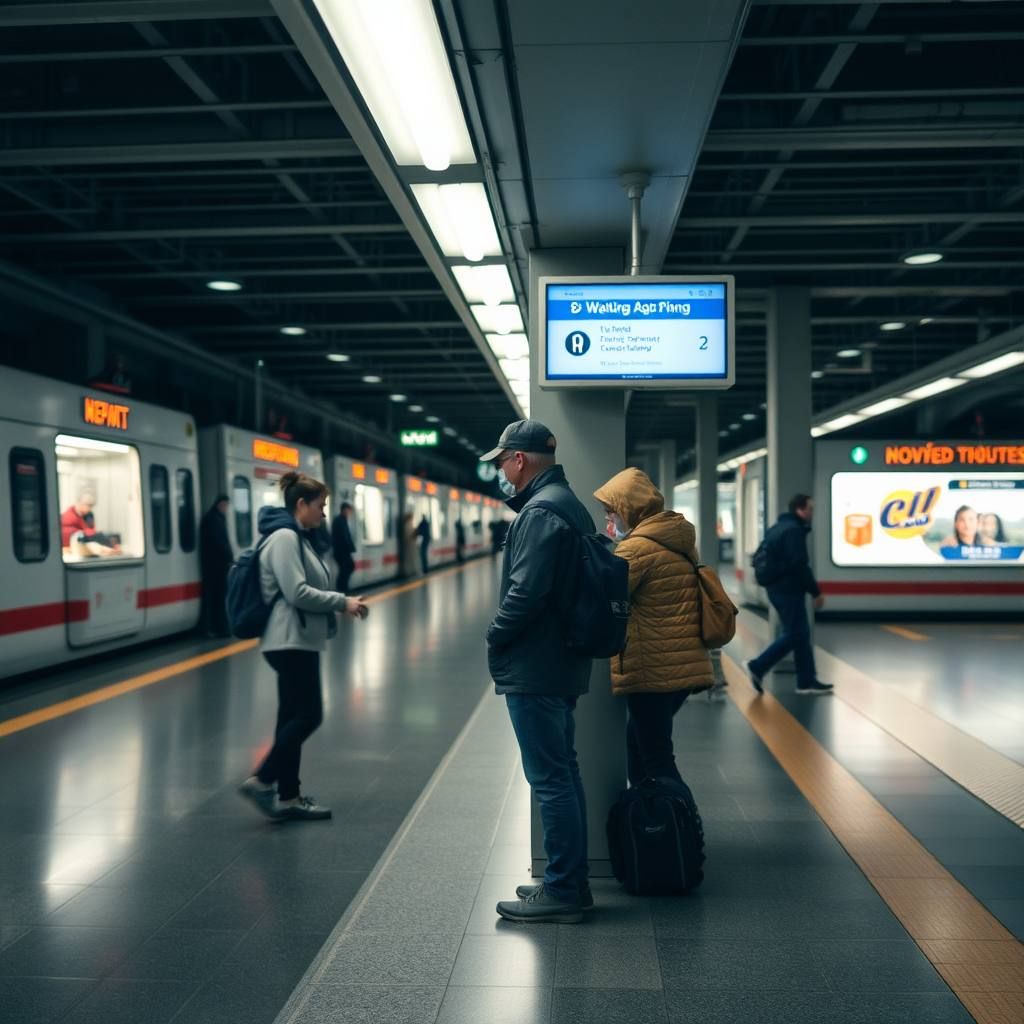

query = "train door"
[55,433,146,646]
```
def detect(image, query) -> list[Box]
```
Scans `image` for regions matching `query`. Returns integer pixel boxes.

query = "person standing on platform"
[481,420,594,924]
[454,517,466,563]
[593,468,714,785]
[747,494,833,696]
[199,494,233,637]
[400,512,420,577]
[238,471,367,822]
[416,514,431,574]
[331,501,357,593]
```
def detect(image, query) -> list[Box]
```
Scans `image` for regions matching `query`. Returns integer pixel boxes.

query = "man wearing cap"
[481,419,595,924]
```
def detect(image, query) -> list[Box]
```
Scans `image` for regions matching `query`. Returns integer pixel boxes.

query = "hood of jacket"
[593,467,665,531]
[258,505,300,538]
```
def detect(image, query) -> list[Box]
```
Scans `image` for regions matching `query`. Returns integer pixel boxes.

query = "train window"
[10,448,49,563]
[385,497,395,540]
[150,464,171,553]
[354,484,385,545]
[55,434,144,562]
[430,496,446,540]
[233,475,253,548]
[176,468,196,553]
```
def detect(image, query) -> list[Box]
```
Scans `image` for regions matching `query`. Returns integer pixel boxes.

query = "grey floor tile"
[0,925,144,978]
[317,931,462,986]
[985,899,1024,939]
[61,978,197,1024]
[1,925,29,950]
[43,886,191,932]
[766,897,909,940]
[299,984,446,1024]
[688,862,786,898]
[947,865,1024,900]
[651,895,773,939]
[774,863,878,901]
[658,938,829,991]
[449,930,557,987]
[552,988,668,1024]
[438,985,551,1024]
[348,881,474,934]
[111,927,246,981]
[812,940,949,992]
[578,884,654,934]
[665,989,975,1024]
[923,837,1024,867]
[0,976,95,1024]
[221,923,327,977]
[251,870,364,932]
[554,931,662,989]
[167,967,299,1024]
[165,875,271,931]
[0,883,85,925]
[486,844,534,876]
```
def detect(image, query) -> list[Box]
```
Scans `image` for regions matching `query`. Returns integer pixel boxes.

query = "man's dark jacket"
[331,513,356,569]
[486,464,595,696]
[199,506,233,574]
[765,512,820,597]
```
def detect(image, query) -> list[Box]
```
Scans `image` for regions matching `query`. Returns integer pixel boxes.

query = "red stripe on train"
[0,600,89,636]
[136,582,202,608]
[819,581,1024,596]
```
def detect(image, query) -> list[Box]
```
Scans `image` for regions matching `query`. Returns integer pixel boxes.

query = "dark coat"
[331,513,356,568]
[765,512,820,597]
[199,505,233,573]
[486,465,594,697]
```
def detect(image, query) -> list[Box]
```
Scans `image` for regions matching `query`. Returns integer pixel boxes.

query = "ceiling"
[1,0,1022,474]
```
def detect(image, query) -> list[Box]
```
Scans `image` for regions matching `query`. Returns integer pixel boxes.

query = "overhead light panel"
[810,370,825,380]
[362,374,382,384]
[819,413,865,433]
[810,426,828,438]
[326,352,350,363]
[411,183,501,262]
[499,358,530,382]
[426,415,440,423]
[902,251,943,266]
[857,397,910,418]
[452,265,515,307]
[206,279,241,292]
[837,348,861,359]
[742,413,756,421]
[958,351,1024,379]
[880,321,906,331]
[442,426,458,437]
[314,0,474,171]
[487,333,529,360]
[901,377,967,401]
[281,326,306,336]
[408,404,424,413]
[389,393,407,403]
[919,318,934,325]
[472,304,524,336]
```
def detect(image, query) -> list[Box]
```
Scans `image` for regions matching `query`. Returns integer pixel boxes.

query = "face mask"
[607,514,628,541]
[497,468,516,498]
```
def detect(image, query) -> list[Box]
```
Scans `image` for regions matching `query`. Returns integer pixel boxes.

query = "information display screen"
[831,471,1024,566]
[540,275,734,388]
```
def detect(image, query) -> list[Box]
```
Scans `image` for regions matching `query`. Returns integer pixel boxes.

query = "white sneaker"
[275,794,332,821]
[238,776,280,819]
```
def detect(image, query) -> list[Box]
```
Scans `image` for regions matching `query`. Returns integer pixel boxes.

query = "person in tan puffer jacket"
[593,467,713,786]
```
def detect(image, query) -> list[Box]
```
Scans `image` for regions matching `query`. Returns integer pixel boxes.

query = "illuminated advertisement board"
[831,470,1024,566]
[539,275,735,389]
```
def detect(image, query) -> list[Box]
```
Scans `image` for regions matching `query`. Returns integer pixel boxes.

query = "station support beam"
[695,395,720,572]
[528,247,625,878]
[657,439,677,510]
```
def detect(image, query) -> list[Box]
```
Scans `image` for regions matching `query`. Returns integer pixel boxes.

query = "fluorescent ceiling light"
[389,393,407,402]
[741,413,756,421]
[326,352,350,363]
[362,374,382,384]
[718,430,729,438]
[206,279,241,292]
[857,397,910,417]
[486,333,529,360]
[880,321,906,331]
[837,348,861,359]
[442,426,458,437]
[452,265,515,307]
[411,183,501,262]
[499,357,530,382]
[408,404,424,413]
[902,251,943,266]
[810,426,828,438]
[426,415,440,423]
[281,326,306,336]
[901,377,968,401]
[472,303,524,336]
[729,423,740,430]
[55,433,130,454]
[811,370,825,379]
[820,413,865,432]
[919,317,934,325]
[958,351,1024,379]
[314,0,474,171]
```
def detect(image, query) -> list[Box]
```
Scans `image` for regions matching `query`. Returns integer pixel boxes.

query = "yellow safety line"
[882,624,930,642]
[0,561,481,740]
[721,653,1024,1024]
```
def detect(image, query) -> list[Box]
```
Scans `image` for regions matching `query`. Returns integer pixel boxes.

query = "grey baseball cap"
[479,419,557,463]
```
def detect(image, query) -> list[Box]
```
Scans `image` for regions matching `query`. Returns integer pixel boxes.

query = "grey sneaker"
[516,881,594,910]
[275,795,332,821]
[796,679,834,696]
[497,884,583,924]
[746,661,765,694]
[238,776,280,820]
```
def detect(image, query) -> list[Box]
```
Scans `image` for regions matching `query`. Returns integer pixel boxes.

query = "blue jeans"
[505,694,588,903]
[749,588,817,688]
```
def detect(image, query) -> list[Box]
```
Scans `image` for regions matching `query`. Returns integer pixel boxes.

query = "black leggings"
[626,691,689,787]
[257,650,323,801]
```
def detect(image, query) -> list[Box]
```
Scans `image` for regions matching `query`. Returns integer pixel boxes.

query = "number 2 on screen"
[698,336,708,350]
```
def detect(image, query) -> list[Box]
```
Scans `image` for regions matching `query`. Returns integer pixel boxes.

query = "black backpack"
[751,534,785,587]
[531,500,630,659]
[607,777,706,895]
[225,529,304,639]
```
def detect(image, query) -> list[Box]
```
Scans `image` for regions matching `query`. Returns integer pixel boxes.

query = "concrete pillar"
[528,247,625,878]
[657,439,677,504]
[695,394,719,571]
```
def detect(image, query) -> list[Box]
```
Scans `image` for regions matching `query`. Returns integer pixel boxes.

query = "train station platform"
[1,558,1021,1024]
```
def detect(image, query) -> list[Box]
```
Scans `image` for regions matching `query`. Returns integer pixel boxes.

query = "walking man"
[331,501,357,593]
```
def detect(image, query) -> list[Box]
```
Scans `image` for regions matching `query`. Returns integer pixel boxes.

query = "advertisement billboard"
[831,471,1024,567]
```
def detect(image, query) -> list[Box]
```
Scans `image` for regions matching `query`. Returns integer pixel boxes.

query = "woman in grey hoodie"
[239,472,367,821]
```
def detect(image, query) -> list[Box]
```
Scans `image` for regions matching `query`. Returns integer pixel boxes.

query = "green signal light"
[850,445,869,466]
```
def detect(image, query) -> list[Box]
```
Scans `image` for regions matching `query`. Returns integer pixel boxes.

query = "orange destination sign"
[884,443,1024,467]
[83,396,130,430]
[252,438,300,467]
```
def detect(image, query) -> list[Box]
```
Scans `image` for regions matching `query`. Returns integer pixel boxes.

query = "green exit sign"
[401,429,439,448]
[850,445,870,465]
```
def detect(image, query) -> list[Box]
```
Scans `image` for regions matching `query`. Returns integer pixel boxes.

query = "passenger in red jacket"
[61,490,120,555]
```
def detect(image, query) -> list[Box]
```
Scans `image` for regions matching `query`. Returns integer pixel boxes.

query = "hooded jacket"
[593,468,714,695]
[257,506,348,653]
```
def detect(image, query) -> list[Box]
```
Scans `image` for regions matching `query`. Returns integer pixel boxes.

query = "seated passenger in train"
[60,489,122,557]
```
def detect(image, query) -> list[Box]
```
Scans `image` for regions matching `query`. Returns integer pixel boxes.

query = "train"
[1,366,505,677]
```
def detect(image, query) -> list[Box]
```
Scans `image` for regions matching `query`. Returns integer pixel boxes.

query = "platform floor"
[0,557,1021,1024]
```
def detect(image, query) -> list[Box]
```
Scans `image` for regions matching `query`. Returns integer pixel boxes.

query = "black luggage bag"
[607,777,705,895]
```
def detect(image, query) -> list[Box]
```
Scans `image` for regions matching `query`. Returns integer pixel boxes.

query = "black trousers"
[200,567,229,636]
[625,691,689,787]
[336,561,354,594]
[257,650,323,801]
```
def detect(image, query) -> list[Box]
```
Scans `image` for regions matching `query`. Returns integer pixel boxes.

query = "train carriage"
[327,456,400,588]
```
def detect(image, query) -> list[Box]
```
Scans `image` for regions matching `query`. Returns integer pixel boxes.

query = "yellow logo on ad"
[879,487,941,539]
